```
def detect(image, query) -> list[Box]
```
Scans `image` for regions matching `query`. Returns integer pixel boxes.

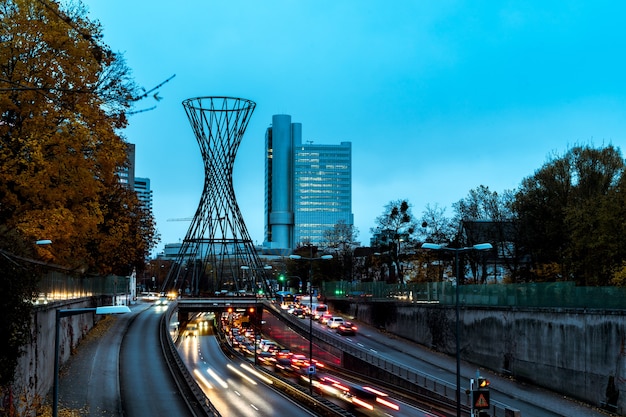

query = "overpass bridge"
[175,296,265,325]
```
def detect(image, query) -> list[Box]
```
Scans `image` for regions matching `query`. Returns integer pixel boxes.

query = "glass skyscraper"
[264,114,353,251]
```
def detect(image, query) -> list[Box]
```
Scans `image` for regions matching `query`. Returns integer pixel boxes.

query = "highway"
[58,299,607,417]
[177,311,443,417]
[304,309,608,417]
[176,314,316,417]
[119,304,195,417]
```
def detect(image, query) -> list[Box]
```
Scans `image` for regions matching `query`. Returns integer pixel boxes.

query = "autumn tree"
[370,199,418,283]
[513,144,625,284]
[0,0,157,273]
[0,0,158,387]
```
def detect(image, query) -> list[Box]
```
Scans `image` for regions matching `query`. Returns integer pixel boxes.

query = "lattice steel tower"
[162,97,269,296]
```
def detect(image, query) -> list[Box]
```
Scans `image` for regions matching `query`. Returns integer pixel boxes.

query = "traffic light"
[278,274,285,282]
[471,376,490,412]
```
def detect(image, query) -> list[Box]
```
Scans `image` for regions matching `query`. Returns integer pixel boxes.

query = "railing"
[322,280,626,309]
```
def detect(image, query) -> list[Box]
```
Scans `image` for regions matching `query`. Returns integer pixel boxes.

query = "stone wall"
[330,299,626,414]
[5,298,101,416]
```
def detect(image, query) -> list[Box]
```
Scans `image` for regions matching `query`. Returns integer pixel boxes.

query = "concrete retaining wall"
[4,298,102,416]
[331,299,626,414]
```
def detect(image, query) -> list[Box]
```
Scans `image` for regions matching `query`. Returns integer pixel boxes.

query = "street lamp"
[290,249,332,394]
[240,265,272,365]
[53,305,131,417]
[421,242,492,417]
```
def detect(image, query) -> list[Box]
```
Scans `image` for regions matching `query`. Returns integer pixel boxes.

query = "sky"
[82,1,626,255]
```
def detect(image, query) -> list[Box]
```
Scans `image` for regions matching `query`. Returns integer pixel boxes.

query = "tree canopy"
[514,144,626,285]
[1,0,160,388]
[0,0,158,275]
[371,199,418,283]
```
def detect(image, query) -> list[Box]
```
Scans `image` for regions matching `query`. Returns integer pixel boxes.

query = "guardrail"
[264,300,519,417]
[162,301,221,417]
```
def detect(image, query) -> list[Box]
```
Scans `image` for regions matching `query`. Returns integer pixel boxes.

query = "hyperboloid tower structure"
[162,97,270,296]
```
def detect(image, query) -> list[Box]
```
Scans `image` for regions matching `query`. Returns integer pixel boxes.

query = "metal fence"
[35,270,131,304]
[322,280,626,310]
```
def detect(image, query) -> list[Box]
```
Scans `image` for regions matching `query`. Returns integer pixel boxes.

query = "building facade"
[264,114,353,251]
[134,177,153,213]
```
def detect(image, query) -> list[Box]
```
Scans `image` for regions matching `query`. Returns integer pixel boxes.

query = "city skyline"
[83,1,626,255]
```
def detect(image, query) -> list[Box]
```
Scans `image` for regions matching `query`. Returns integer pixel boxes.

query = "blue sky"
[83,1,626,254]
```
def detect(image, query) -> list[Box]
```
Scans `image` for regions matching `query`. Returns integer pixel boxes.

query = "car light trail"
[240,363,273,384]
[207,368,228,388]
[227,364,257,385]
[376,396,400,410]
[193,369,213,389]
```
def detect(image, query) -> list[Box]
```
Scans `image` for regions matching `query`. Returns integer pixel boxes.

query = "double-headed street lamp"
[240,264,272,365]
[421,242,492,417]
[53,305,131,417]
[290,249,332,394]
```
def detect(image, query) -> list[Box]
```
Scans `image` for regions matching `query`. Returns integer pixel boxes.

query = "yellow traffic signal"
[478,377,490,388]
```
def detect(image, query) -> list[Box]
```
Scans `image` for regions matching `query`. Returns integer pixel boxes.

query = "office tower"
[134,177,153,213]
[119,142,136,190]
[264,114,353,251]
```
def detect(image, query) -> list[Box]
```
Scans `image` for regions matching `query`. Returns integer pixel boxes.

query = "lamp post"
[290,248,332,394]
[240,265,272,365]
[53,305,131,417]
[421,242,492,417]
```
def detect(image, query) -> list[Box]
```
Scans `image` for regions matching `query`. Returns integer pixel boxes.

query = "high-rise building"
[134,177,153,213]
[118,143,136,190]
[264,114,353,251]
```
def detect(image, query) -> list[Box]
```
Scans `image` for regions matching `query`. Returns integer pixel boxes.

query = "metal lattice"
[162,97,270,296]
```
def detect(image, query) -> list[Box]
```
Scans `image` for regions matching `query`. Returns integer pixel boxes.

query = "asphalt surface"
[54,303,150,416]
[54,301,615,417]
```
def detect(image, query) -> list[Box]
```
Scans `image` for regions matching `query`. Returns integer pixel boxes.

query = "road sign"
[472,390,490,409]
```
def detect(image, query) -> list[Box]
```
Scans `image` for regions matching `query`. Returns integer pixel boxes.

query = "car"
[292,308,306,318]
[259,339,280,352]
[184,324,198,337]
[337,321,357,335]
[327,317,345,329]
[313,304,329,320]
[319,313,333,324]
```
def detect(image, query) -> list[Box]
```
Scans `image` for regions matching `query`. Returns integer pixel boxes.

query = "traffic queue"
[217,300,400,416]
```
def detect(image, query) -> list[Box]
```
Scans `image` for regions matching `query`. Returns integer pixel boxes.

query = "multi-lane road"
[57,300,611,417]
[177,319,316,417]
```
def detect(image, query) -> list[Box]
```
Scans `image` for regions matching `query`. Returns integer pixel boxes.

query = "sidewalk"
[49,303,148,416]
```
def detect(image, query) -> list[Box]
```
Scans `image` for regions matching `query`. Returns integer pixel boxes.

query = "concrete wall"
[331,299,626,414]
[4,298,101,416]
